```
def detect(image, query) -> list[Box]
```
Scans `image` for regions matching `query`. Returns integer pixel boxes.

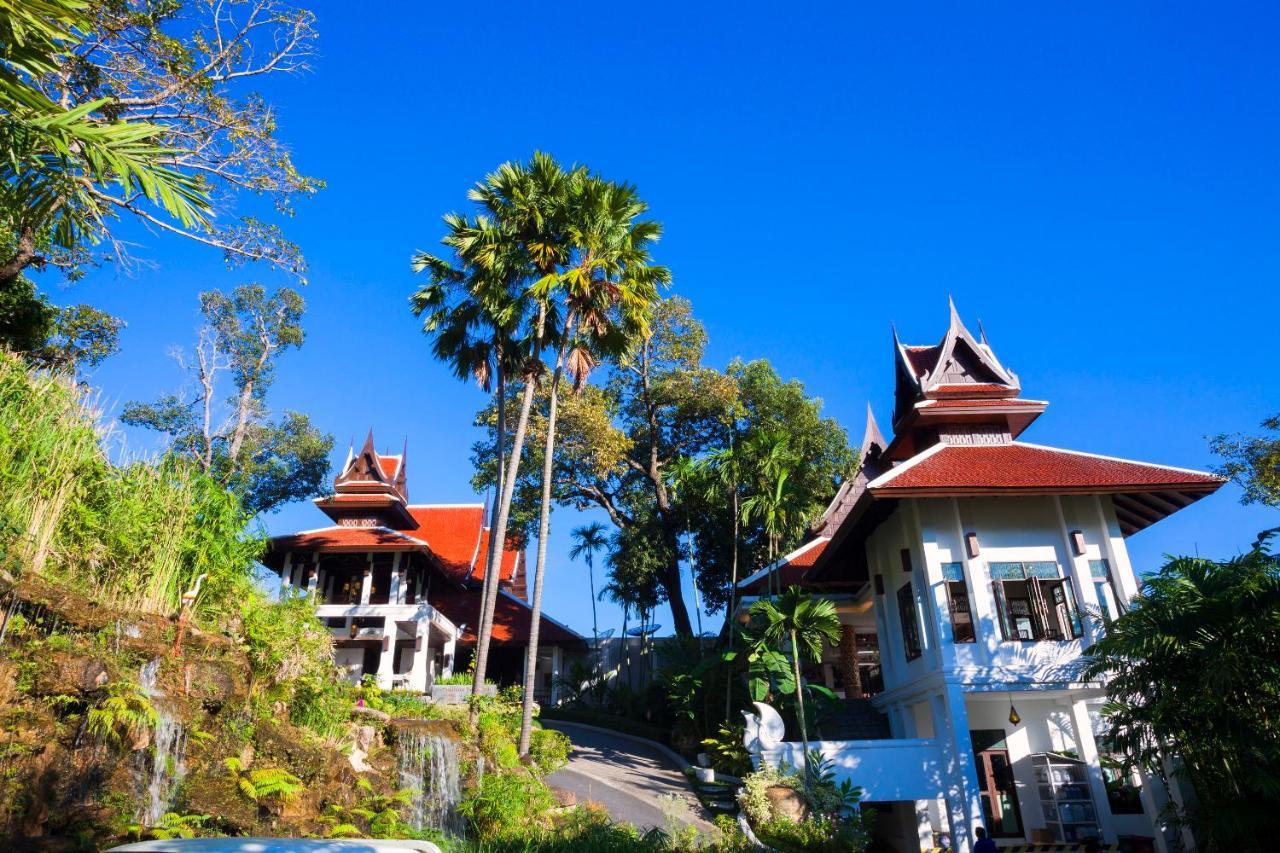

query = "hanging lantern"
[1008,696,1021,726]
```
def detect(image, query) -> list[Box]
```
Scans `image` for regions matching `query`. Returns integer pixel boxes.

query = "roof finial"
[947,294,962,327]
[342,437,354,472]
[978,318,990,347]
[862,402,886,455]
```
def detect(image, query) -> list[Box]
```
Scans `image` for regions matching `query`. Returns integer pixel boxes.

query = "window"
[897,582,922,660]
[989,561,1083,641]
[1089,559,1123,621]
[942,561,976,643]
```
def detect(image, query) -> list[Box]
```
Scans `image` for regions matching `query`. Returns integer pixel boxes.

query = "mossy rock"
[33,651,109,697]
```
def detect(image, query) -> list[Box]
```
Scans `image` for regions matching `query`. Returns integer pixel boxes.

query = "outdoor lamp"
[1008,693,1021,726]
[965,531,981,558]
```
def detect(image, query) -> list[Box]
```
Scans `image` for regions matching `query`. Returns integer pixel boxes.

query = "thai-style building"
[261,432,582,698]
[739,302,1223,852]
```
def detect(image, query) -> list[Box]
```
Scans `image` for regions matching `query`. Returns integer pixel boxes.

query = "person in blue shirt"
[973,825,997,853]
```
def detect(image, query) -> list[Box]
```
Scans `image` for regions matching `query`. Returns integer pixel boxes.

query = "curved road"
[543,720,718,837]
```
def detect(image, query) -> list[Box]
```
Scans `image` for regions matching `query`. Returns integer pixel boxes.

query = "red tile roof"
[473,532,520,584]
[432,590,582,646]
[870,443,1224,495]
[375,453,401,479]
[903,345,939,379]
[405,505,484,577]
[271,526,429,552]
[743,538,829,593]
[918,398,1038,409]
[929,383,1015,395]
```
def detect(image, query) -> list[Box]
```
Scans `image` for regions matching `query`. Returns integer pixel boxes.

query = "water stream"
[136,658,188,826]
[395,728,461,834]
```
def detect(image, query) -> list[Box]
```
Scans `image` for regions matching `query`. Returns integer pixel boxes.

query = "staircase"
[817,698,891,740]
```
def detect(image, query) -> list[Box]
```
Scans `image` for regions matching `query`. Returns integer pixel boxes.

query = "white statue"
[742,701,786,755]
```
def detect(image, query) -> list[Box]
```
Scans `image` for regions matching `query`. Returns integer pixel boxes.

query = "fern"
[86,681,158,746]
[223,756,304,803]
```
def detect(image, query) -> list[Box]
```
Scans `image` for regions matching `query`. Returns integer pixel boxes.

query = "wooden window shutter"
[991,580,1012,640]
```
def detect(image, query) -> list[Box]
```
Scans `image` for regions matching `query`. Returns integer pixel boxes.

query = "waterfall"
[396,730,460,834]
[136,658,188,826]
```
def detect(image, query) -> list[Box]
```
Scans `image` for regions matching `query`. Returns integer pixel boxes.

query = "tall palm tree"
[664,455,705,638]
[518,173,669,754]
[457,154,575,699]
[411,208,538,707]
[569,521,609,671]
[748,587,842,769]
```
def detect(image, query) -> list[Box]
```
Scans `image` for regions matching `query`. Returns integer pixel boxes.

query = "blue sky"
[45,2,1279,637]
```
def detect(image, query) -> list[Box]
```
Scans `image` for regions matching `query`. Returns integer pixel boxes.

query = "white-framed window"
[989,561,1083,641]
[941,561,976,643]
[1089,558,1124,621]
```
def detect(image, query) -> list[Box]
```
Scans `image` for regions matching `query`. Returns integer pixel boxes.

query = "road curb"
[541,718,692,773]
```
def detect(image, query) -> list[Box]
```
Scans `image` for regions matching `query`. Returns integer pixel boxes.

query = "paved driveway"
[543,720,717,837]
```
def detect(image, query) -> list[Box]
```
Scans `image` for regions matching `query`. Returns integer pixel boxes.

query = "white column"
[914,800,935,851]
[409,621,430,694]
[360,555,373,605]
[1067,698,1118,843]
[279,553,293,596]
[306,554,319,597]
[1055,497,1102,644]
[441,634,457,679]
[389,553,403,604]
[931,685,986,853]
[550,646,563,705]
[376,616,396,690]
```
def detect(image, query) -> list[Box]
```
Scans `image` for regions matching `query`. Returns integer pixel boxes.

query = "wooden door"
[972,734,1024,838]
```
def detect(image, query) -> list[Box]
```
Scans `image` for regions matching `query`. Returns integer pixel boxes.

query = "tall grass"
[0,351,262,619]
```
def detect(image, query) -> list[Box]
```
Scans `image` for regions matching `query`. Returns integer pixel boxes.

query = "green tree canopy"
[122,283,331,515]
[1211,414,1280,507]
[470,296,853,630]
[1083,533,1280,850]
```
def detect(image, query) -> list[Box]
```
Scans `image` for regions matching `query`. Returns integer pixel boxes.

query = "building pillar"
[279,553,293,596]
[409,621,430,694]
[441,633,457,679]
[306,555,319,597]
[1067,699,1118,843]
[376,615,396,690]
[389,553,403,604]
[931,685,986,853]
[360,555,373,605]
[839,624,862,701]
[550,645,563,705]
[914,800,935,851]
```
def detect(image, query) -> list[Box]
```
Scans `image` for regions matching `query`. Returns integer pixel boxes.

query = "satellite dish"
[627,623,661,637]
[699,631,717,638]
[598,629,616,639]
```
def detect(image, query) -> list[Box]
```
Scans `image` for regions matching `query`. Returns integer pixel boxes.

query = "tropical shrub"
[457,772,555,840]
[1083,532,1280,851]
[527,727,572,775]
[223,757,304,806]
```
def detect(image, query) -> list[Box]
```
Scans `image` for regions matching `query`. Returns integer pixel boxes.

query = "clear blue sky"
[48,2,1279,637]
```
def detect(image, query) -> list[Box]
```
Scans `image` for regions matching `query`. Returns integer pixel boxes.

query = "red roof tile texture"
[272,527,427,551]
[872,444,1223,493]
[432,591,581,646]
[405,505,484,577]
[745,539,829,592]
[903,345,939,378]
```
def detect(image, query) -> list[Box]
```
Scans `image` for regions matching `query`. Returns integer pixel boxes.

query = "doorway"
[971,729,1023,838]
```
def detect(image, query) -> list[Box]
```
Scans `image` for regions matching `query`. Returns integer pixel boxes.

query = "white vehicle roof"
[107,840,442,853]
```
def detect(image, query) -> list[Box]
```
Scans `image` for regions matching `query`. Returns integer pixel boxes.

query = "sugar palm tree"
[518,173,669,754]
[412,210,536,706]
[748,587,842,769]
[569,521,609,669]
[434,153,575,700]
[664,455,705,638]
